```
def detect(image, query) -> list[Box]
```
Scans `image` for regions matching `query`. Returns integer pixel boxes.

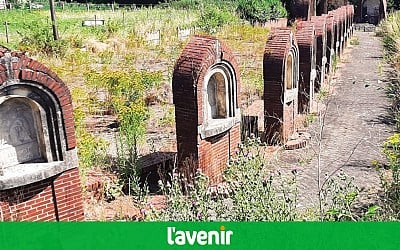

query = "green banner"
[0,222,399,250]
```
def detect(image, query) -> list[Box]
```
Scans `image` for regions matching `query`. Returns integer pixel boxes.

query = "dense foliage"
[236,0,287,23]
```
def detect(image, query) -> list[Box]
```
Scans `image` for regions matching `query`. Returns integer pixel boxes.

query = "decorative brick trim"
[0,49,76,150]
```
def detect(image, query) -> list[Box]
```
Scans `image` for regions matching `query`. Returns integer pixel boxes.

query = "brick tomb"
[263,28,301,146]
[172,35,241,184]
[310,15,327,90]
[338,7,348,52]
[325,13,336,76]
[348,5,354,37]
[0,49,84,221]
[295,21,316,114]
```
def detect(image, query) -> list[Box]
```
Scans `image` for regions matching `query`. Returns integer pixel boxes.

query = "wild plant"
[145,138,298,221]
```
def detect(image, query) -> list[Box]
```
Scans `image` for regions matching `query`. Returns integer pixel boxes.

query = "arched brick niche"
[310,15,327,90]
[325,14,336,76]
[0,48,83,221]
[263,28,299,144]
[295,21,316,114]
[172,35,241,184]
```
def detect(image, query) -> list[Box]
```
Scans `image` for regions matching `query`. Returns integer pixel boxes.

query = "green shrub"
[169,0,201,9]
[84,67,162,196]
[106,19,123,37]
[380,12,400,66]
[18,21,69,57]
[64,49,90,73]
[379,134,400,218]
[196,5,237,34]
[72,104,108,176]
[320,170,359,221]
[379,13,400,220]
[98,50,114,64]
[66,34,84,49]
[236,0,287,24]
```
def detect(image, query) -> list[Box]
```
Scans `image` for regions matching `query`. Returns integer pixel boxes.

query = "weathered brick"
[264,28,300,144]
[0,168,83,221]
[173,35,241,184]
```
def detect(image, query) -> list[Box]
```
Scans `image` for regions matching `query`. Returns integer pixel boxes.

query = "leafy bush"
[72,102,108,177]
[18,21,69,57]
[379,13,400,220]
[320,170,359,221]
[380,12,400,67]
[379,134,400,218]
[106,19,123,37]
[196,5,237,34]
[168,0,201,9]
[236,0,287,24]
[84,68,162,195]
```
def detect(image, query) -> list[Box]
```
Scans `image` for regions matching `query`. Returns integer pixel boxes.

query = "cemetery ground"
[1,6,399,221]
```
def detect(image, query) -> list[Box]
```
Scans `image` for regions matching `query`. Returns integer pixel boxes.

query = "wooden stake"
[49,0,59,40]
[4,21,9,43]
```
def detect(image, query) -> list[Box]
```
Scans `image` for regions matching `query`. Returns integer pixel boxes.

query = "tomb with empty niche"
[0,48,84,221]
[172,35,241,184]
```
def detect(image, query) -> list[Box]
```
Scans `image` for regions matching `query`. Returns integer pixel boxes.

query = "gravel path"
[279,30,394,211]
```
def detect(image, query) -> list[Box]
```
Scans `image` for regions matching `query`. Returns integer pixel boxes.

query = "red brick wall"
[329,8,345,57]
[0,168,84,221]
[198,124,240,183]
[295,21,315,113]
[326,14,335,75]
[173,35,241,184]
[310,15,327,89]
[328,10,340,57]
[338,7,348,50]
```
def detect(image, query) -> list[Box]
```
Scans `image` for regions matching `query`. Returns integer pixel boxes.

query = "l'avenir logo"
[167,225,233,246]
